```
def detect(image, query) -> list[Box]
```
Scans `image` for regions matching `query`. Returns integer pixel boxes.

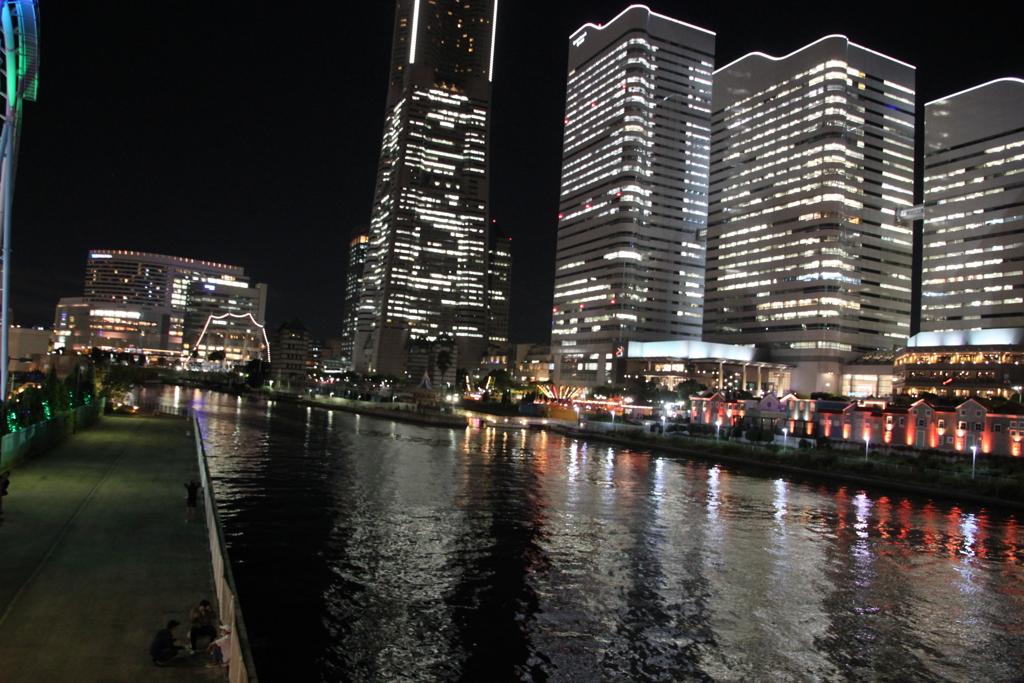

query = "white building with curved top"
[704,35,916,394]
[922,78,1024,333]
[551,5,715,387]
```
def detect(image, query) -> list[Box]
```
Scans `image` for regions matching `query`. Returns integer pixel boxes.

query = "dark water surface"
[159,388,1024,682]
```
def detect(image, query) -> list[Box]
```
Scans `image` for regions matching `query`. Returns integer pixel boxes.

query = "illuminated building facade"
[486,221,512,347]
[894,328,1024,399]
[340,224,370,368]
[922,78,1024,332]
[704,36,916,394]
[628,339,789,395]
[551,6,715,388]
[183,281,268,363]
[52,298,164,356]
[271,318,310,386]
[355,0,498,378]
[83,250,255,354]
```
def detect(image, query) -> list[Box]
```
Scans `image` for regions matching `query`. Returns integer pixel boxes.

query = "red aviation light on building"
[558,213,564,219]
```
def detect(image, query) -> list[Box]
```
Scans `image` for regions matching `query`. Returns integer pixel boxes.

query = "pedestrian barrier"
[0,398,106,469]
[192,413,258,683]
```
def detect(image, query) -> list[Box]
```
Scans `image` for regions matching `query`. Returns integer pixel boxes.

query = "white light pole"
[865,433,870,461]
[783,427,788,450]
[716,419,722,442]
[0,2,39,413]
[971,444,978,479]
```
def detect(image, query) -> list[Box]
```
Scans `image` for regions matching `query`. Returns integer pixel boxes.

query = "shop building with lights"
[704,36,916,395]
[921,78,1024,334]
[690,391,1024,456]
[354,0,498,379]
[893,329,1024,399]
[626,339,790,396]
[550,6,715,388]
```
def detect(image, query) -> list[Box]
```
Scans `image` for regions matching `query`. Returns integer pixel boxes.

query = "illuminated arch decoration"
[537,383,584,402]
[0,0,39,403]
[188,312,271,363]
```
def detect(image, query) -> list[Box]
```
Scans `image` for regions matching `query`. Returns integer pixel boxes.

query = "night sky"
[11,1,1024,344]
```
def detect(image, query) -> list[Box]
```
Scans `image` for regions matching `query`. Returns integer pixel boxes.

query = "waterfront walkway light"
[783,427,788,449]
[716,419,722,442]
[865,434,870,461]
[971,444,978,479]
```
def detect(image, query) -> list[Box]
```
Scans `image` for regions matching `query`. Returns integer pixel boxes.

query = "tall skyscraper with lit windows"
[354,0,498,378]
[550,6,715,387]
[921,78,1024,333]
[704,36,916,393]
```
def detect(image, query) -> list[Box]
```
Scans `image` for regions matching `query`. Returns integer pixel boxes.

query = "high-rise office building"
[704,36,916,393]
[354,0,498,378]
[340,224,370,368]
[486,220,512,347]
[921,78,1024,333]
[551,6,715,387]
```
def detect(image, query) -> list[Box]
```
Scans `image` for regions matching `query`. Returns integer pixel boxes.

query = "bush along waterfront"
[4,365,96,435]
[590,426,1024,506]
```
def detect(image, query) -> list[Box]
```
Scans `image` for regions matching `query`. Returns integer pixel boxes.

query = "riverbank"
[574,426,1024,511]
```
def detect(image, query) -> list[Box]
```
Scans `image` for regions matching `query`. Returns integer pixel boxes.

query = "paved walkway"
[0,415,225,682]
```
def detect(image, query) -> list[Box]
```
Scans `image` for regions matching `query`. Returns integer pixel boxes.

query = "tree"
[436,349,452,386]
[675,379,707,409]
[208,350,226,363]
[97,365,136,405]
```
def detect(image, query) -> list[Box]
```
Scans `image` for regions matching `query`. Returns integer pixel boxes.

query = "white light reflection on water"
[148,388,1024,683]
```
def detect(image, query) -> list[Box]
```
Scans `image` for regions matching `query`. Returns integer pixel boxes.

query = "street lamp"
[865,433,870,461]
[783,427,788,450]
[971,444,978,479]
[716,419,722,442]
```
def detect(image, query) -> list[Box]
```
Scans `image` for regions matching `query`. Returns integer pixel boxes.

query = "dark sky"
[11,1,1024,343]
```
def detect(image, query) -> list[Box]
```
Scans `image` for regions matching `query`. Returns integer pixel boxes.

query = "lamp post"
[716,419,722,442]
[971,444,978,479]
[865,433,870,461]
[0,2,39,413]
[783,427,788,450]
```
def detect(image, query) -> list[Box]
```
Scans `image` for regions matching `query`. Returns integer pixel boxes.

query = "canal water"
[157,387,1024,682]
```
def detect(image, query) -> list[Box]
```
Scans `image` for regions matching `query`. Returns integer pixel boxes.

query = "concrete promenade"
[0,415,226,682]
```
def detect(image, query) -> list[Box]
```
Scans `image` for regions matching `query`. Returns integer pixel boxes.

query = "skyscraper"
[340,224,370,368]
[921,78,1024,333]
[354,0,498,378]
[704,36,916,393]
[486,220,512,348]
[550,6,715,387]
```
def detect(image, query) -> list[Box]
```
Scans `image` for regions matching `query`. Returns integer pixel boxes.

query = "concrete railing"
[0,399,106,470]
[192,414,258,683]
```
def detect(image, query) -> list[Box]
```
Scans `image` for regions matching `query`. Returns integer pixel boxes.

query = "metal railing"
[192,413,258,683]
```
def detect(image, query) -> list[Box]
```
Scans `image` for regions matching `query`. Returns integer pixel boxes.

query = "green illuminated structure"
[0,0,39,406]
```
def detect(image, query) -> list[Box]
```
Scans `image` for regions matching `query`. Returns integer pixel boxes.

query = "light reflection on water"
[155,388,1024,683]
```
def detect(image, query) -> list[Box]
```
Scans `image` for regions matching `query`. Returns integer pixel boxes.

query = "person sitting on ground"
[189,599,219,652]
[205,625,232,668]
[149,619,184,666]
[187,599,218,651]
